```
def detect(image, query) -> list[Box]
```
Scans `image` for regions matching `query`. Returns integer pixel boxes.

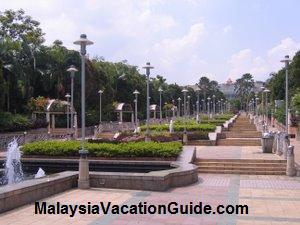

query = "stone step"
[197,166,286,171]
[197,159,286,163]
[217,138,261,146]
[223,131,261,138]
[196,162,286,168]
[197,169,286,175]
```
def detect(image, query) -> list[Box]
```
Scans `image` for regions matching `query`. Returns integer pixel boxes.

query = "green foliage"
[0,111,47,132]
[267,51,300,105]
[234,73,255,110]
[292,93,300,112]
[140,123,216,132]
[21,140,182,158]
[274,104,285,124]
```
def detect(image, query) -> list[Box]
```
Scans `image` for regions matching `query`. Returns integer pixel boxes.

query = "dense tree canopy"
[1,9,227,126]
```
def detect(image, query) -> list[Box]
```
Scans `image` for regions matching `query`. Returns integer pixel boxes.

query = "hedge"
[21,140,182,158]
[140,123,215,132]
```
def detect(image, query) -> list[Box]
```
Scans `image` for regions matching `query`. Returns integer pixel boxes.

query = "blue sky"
[2,0,300,85]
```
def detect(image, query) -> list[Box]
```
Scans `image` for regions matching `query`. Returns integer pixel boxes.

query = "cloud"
[222,25,232,34]
[227,37,300,81]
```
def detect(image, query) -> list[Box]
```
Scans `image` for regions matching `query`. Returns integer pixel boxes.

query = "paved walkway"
[195,146,283,161]
[1,174,300,225]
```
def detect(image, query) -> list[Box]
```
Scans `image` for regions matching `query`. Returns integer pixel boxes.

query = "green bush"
[21,140,182,158]
[0,112,48,132]
[140,123,215,132]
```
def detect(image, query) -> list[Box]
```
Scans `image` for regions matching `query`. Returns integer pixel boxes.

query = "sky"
[2,0,300,85]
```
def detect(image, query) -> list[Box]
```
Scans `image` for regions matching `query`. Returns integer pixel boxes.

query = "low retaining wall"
[0,148,198,213]
[0,171,78,213]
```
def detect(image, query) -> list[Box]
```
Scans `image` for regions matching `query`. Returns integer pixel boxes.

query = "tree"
[234,73,254,110]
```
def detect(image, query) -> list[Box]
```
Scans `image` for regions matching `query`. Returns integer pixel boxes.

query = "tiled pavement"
[1,174,300,225]
[195,146,284,161]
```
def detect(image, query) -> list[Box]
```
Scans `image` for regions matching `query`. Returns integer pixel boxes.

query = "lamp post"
[220,99,223,114]
[281,55,292,134]
[263,89,270,129]
[187,95,191,117]
[67,65,78,135]
[177,97,181,117]
[133,90,140,127]
[158,87,163,123]
[261,86,265,122]
[74,34,93,189]
[143,62,154,142]
[182,88,188,143]
[255,97,259,116]
[212,95,216,116]
[98,90,103,123]
[207,97,211,116]
[65,93,71,132]
[195,87,200,123]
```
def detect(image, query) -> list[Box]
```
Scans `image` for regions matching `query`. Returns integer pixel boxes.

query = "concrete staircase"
[217,115,261,146]
[196,159,286,175]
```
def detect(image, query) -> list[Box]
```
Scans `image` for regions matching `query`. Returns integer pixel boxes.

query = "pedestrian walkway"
[1,174,300,225]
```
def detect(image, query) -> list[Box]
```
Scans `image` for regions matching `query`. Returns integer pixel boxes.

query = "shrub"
[21,140,182,158]
[140,123,215,132]
[0,112,48,132]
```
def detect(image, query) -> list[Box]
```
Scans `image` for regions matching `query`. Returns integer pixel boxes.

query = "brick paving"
[1,174,300,225]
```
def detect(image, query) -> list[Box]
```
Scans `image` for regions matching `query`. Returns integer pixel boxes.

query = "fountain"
[1,139,24,185]
[34,167,46,179]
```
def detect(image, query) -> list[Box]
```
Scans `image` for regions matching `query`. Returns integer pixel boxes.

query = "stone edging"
[0,148,198,213]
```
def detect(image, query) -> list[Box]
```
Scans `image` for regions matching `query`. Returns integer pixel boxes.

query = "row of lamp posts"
[71,30,293,189]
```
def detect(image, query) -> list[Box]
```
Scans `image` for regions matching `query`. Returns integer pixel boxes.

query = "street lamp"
[74,34,93,189]
[207,97,211,116]
[263,89,270,129]
[67,65,78,135]
[255,97,259,116]
[143,62,154,142]
[195,87,200,123]
[158,87,163,123]
[177,97,181,117]
[260,86,265,121]
[65,93,71,132]
[281,55,292,134]
[212,95,216,116]
[182,88,188,143]
[133,90,140,127]
[98,90,103,123]
[187,95,191,117]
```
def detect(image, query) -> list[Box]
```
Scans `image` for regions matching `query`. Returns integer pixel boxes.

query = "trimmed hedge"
[140,124,215,132]
[21,140,182,158]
